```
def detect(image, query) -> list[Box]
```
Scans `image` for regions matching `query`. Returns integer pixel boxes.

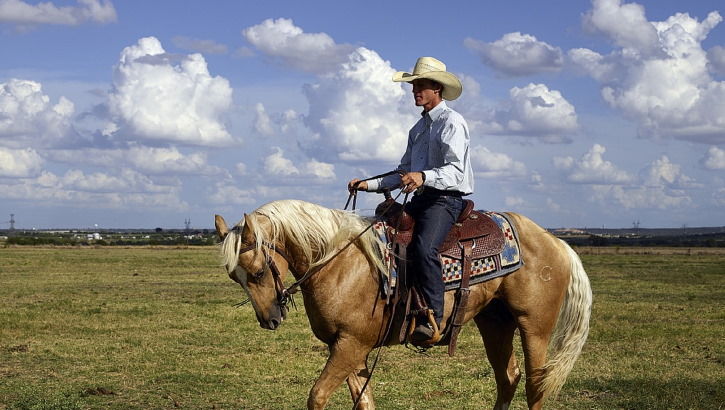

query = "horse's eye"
[250,267,265,281]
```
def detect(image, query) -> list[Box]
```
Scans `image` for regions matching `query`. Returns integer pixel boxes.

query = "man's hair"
[430,79,444,94]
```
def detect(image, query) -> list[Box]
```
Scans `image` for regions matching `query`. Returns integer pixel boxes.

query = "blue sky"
[1,0,724,230]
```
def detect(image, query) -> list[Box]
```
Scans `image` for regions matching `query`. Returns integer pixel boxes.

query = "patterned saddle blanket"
[440,211,523,290]
[375,209,523,291]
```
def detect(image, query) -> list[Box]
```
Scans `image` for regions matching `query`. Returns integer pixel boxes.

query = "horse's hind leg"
[346,360,375,409]
[307,337,374,409]
[518,327,551,409]
[474,299,520,410]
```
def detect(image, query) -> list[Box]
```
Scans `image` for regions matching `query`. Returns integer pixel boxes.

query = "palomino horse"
[215,199,592,409]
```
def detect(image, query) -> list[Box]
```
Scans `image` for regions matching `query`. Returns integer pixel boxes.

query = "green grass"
[0,247,723,409]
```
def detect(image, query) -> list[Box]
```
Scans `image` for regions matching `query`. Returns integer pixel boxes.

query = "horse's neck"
[280,239,313,280]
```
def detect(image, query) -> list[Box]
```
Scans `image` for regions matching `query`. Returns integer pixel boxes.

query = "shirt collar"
[422,100,447,122]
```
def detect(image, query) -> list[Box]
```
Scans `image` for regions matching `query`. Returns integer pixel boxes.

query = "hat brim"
[392,70,462,101]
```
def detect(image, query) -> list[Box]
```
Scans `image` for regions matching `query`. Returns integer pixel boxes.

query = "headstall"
[235,240,297,311]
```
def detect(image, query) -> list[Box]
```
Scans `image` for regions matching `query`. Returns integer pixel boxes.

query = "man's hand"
[400,172,424,193]
[348,178,368,192]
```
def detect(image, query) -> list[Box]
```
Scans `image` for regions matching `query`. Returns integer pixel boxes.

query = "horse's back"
[495,212,572,312]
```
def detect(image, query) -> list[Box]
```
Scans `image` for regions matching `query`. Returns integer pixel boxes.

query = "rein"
[344,170,400,210]
[284,170,405,299]
[234,170,408,314]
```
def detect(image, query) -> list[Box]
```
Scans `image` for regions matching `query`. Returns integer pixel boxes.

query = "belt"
[419,187,466,197]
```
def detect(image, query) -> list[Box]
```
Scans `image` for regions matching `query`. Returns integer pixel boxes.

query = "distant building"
[552,228,586,235]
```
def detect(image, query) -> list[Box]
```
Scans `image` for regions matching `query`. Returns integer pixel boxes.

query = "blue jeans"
[405,190,465,325]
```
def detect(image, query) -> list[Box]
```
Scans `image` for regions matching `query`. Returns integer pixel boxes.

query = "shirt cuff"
[366,178,380,192]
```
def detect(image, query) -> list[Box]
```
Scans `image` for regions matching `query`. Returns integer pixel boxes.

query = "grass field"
[1,246,723,409]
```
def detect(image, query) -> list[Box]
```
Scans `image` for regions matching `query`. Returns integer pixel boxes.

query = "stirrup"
[407,309,441,347]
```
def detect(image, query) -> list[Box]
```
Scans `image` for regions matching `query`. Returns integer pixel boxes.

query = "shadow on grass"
[565,376,724,408]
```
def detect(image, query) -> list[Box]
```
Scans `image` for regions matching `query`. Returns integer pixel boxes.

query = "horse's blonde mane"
[220,199,386,275]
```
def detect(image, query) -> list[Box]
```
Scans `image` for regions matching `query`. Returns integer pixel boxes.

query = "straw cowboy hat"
[392,56,462,101]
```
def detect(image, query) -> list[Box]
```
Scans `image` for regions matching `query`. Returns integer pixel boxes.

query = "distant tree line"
[2,230,220,247]
[559,233,725,248]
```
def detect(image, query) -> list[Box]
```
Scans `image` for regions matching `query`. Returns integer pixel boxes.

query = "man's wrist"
[420,171,426,184]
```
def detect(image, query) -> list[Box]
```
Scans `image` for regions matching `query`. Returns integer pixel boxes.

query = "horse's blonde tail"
[540,240,592,399]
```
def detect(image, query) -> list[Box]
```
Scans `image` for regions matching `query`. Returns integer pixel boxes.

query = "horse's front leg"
[345,359,375,409]
[307,336,375,409]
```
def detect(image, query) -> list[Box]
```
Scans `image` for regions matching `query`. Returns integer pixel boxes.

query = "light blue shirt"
[367,101,474,194]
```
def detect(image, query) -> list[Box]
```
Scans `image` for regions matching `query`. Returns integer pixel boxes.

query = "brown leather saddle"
[375,197,506,260]
[375,197,506,355]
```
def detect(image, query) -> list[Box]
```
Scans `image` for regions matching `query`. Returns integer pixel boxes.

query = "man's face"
[410,79,440,108]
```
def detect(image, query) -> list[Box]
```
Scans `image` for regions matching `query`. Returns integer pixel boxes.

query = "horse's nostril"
[269,319,280,330]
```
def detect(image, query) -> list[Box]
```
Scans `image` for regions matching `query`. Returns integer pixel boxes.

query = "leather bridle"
[234,240,298,311]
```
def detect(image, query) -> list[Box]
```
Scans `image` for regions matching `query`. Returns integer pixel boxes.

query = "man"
[348,56,474,344]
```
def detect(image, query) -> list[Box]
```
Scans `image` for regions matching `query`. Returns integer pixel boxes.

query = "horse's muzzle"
[258,305,286,330]
[264,318,281,330]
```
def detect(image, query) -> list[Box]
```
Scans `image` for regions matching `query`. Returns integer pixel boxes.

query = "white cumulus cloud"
[470,145,527,178]
[700,146,725,170]
[263,147,300,177]
[303,158,335,180]
[0,78,74,148]
[47,146,221,176]
[582,0,659,55]
[59,168,171,193]
[483,83,578,142]
[465,32,564,77]
[261,147,335,181]
[242,18,355,73]
[0,147,44,177]
[105,36,234,146]
[591,155,696,210]
[0,0,117,28]
[302,47,413,163]
[0,168,187,211]
[553,144,634,184]
[641,155,700,189]
[207,182,255,206]
[126,145,216,175]
[571,0,725,144]
[253,103,274,136]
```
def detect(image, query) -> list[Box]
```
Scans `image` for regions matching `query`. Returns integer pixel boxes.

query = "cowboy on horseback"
[348,56,474,345]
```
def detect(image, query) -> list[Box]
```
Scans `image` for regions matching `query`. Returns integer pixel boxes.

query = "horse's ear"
[242,213,256,243]
[215,214,229,240]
